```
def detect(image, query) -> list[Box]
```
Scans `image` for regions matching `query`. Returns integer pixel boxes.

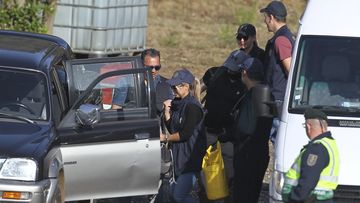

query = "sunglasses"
[145,65,161,71]
[236,35,249,41]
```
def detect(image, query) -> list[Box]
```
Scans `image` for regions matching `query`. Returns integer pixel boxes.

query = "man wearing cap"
[236,23,265,63]
[220,57,273,203]
[201,50,249,202]
[282,109,340,203]
[260,0,295,143]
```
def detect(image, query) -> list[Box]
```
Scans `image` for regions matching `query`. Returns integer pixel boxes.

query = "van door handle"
[135,133,150,140]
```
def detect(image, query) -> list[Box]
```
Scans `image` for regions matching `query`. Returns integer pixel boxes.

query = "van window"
[290,36,360,115]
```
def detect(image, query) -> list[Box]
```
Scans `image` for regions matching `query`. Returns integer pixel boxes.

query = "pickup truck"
[0,30,161,202]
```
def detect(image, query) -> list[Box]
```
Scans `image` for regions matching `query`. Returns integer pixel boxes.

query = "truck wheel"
[52,172,64,203]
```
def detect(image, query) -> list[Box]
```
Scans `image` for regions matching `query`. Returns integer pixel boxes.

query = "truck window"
[68,61,134,104]
[0,68,49,120]
[290,36,360,116]
[60,71,150,129]
[83,73,149,121]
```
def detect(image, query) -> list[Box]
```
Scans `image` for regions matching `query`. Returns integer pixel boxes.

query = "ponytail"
[190,77,202,103]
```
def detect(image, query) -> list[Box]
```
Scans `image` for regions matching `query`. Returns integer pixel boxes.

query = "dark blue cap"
[260,1,287,17]
[167,68,195,86]
[239,57,264,75]
[223,50,249,72]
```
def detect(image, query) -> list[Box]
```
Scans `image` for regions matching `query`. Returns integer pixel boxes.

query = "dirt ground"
[146,0,306,78]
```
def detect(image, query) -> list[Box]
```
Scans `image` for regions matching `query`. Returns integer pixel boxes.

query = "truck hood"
[0,121,51,161]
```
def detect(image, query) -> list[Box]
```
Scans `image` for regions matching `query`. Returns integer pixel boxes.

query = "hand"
[111,104,123,110]
[163,99,172,110]
[163,100,172,121]
[160,133,167,142]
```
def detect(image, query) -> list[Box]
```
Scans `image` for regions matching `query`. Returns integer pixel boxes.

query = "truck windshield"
[290,36,360,116]
[0,68,48,120]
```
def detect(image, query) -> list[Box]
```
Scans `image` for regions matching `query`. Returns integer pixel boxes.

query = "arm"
[112,76,129,109]
[161,103,203,142]
[160,99,176,141]
[282,57,292,75]
[177,104,203,141]
[275,36,293,75]
[289,143,329,201]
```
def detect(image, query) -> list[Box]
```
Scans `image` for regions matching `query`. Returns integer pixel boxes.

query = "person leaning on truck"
[282,108,340,203]
[112,48,173,114]
[260,0,295,143]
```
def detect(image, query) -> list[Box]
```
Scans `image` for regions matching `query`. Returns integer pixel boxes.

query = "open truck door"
[58,56,160,201]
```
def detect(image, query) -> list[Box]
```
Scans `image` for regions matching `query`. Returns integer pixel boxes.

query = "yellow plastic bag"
[202,141,229,200]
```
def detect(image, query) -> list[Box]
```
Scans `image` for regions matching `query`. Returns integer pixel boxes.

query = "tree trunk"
[44,0,56,34]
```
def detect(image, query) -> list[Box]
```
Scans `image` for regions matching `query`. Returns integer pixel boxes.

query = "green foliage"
[0,0,55,33]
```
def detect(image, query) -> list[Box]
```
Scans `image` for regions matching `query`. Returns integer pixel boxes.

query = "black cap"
[260,1,287,17]
[236,23,256,38]
[304,108,328,122]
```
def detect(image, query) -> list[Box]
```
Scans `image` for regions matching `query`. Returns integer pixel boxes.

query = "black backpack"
[201,66,226,104]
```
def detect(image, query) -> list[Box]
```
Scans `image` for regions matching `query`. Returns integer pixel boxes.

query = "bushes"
[0,0,55,33]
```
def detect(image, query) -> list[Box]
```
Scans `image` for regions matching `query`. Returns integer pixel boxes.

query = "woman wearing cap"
[236,23,265,63]
[160,68,206,203]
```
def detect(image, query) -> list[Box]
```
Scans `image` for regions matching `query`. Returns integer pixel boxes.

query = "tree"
[0,0,55,33]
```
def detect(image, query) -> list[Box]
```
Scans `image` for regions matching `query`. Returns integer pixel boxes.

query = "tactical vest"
[284,137,340,200]
[168,95,206,177]
[264,25,295,101]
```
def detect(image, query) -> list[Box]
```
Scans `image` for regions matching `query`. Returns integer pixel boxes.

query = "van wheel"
[52,172,64,203]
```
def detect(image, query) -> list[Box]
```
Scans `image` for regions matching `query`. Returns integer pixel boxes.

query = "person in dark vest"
[160,68,206,203]
[236,23,265,63]
[260,1,295,143]
[220,57,273,203]
[282,109,340,203]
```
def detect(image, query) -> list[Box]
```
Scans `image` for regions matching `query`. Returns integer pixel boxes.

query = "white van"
[269,0,360,202]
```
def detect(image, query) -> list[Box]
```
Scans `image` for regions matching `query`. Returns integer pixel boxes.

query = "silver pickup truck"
[0,30,160,202]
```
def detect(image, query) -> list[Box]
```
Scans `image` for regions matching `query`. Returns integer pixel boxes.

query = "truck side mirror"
[75,104,100,128]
